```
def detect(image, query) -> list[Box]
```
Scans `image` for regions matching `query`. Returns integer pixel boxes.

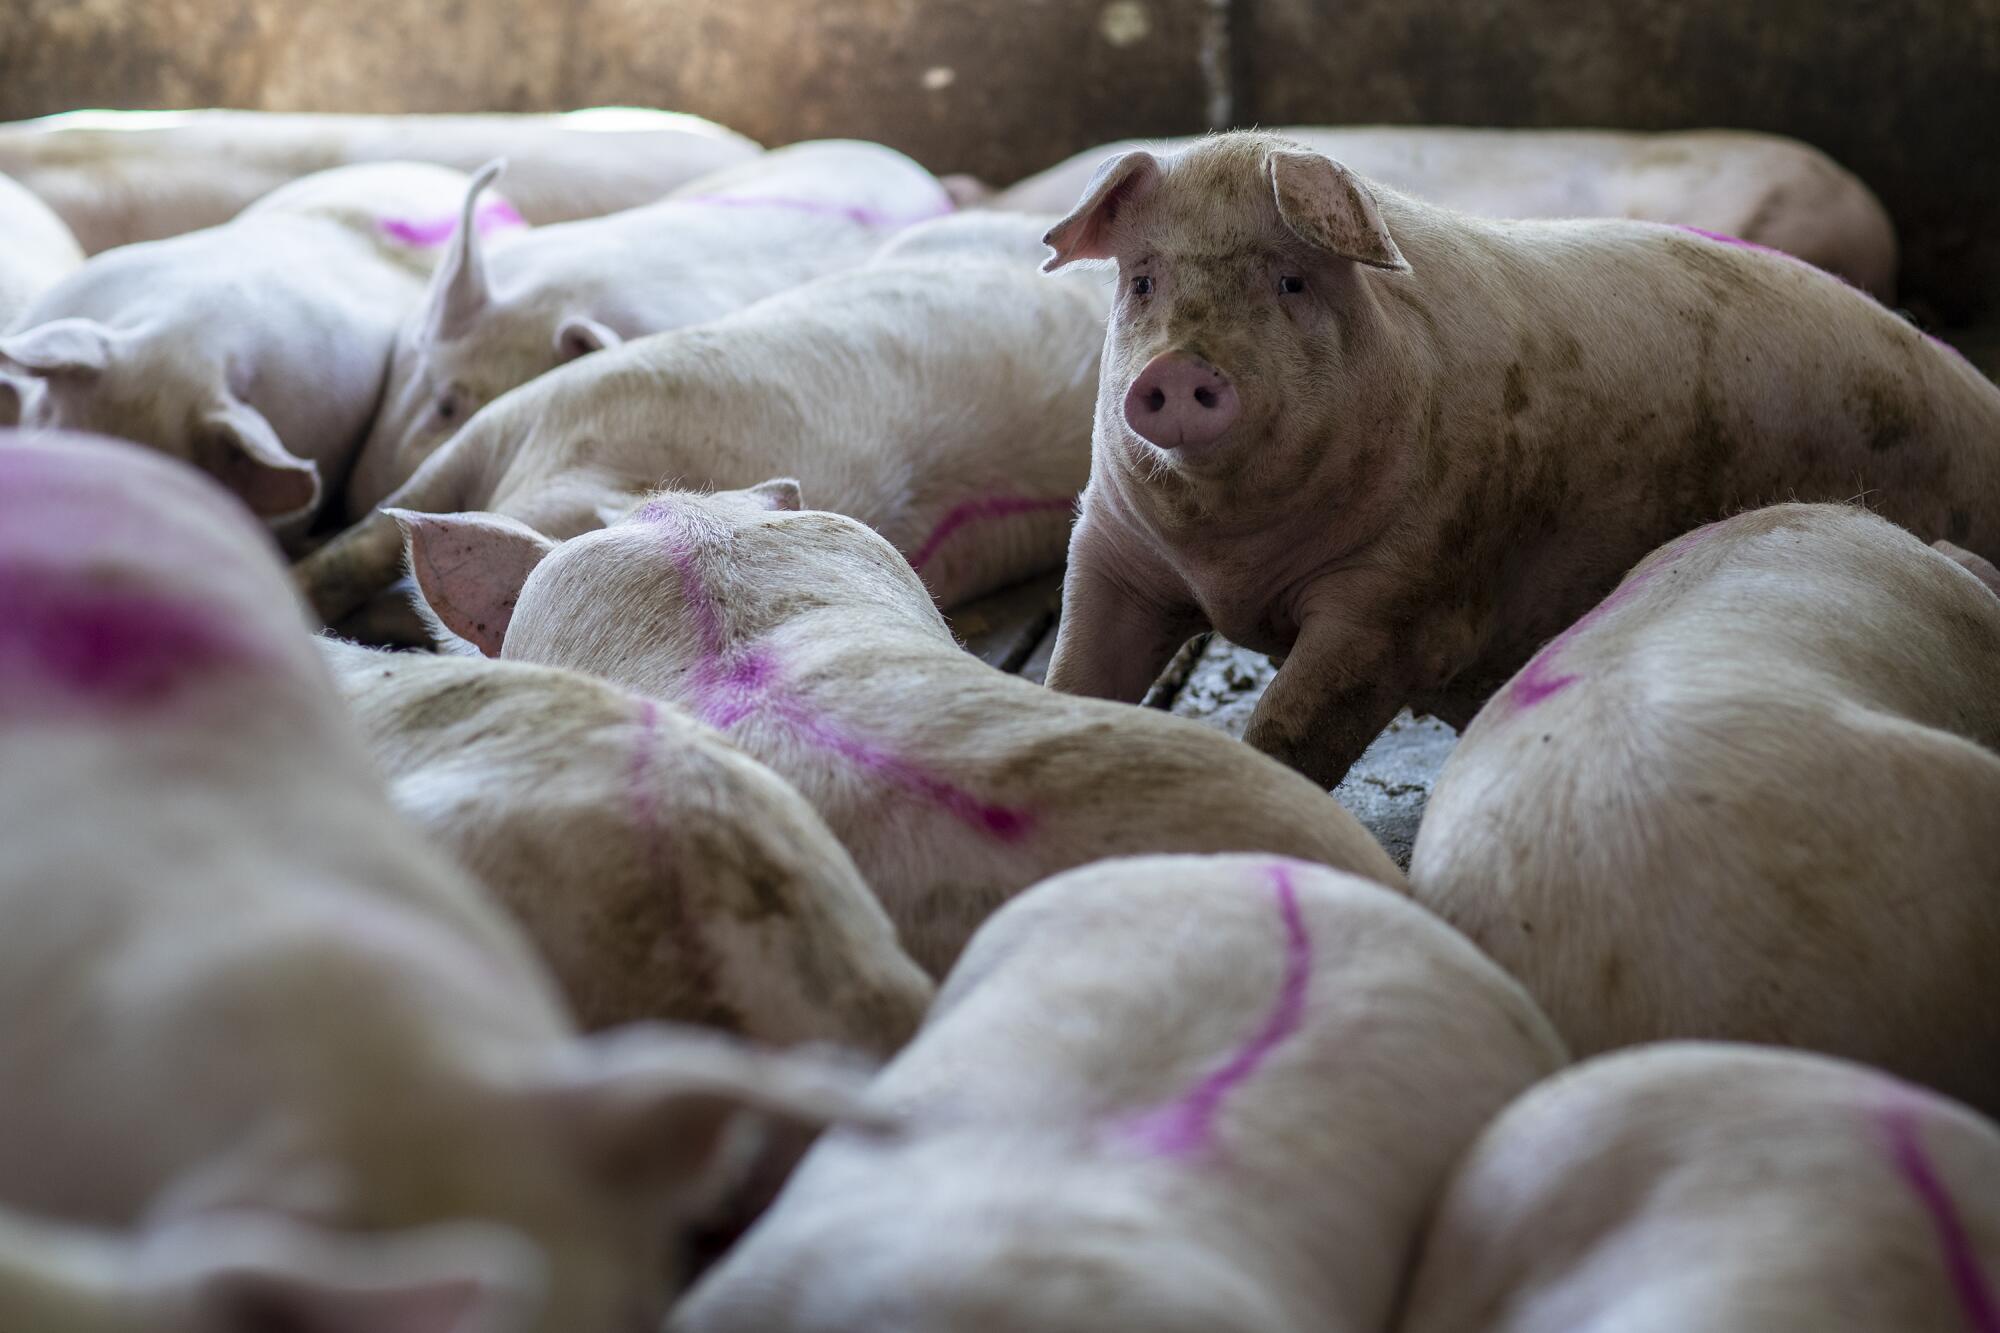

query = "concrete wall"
[3,0,1994,317]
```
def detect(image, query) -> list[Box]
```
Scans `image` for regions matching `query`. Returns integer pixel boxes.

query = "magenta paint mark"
[378,198,527,248]
[0,567,269,711]
[1111,863,1313,1159]
[672,193,954,230]
[1883,1103,2000,1332]
[908,495,1076,573]
[638,499,1034,840]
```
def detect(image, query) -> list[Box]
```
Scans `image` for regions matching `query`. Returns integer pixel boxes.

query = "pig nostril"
[1144,388,1167,412]
[1193,387,1218,409]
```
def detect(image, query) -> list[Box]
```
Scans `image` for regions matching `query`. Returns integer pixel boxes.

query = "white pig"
[392,484,1405,975]
[318,637,932,1053]
[1,162,527,534]
[673,853,1567,1333]
[1398,1042,2000,1333]
[0,170,82,329]
[300,249,1110,620]
[1407,503,2000,1112]
[351,140,954,514]
[0,107,759,252]
[0,430,886,1332]
[1041,131,2000,788]
[996,125,1898,297]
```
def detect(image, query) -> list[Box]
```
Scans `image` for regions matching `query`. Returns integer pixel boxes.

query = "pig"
[1398,1042,2000,1333]
[1040,130,2000,789]
[299,246,1111,622]
[318,637,932,1053]
[1406,503,2000,1112]
[1,162,527,536]
[390,484,1405,975]
[0,107,759,253]
[0,170,82,329]
[0,1204,541,1332]
[0,430,888,1332]
[673,853,1567,1333]
[351,140,955,515]
[995,125,1897,297]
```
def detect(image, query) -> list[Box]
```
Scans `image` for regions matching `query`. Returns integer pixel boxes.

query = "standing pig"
[1407,504,2000,1111]
[0,431,885,1332]
[674,854,1566,1332]
[352,140,953,514]
[1398,1043,2000,1333]
[995,125,1897,297]
[392,485,1404,974]
[1041,130,2000,788]
[319,638,932,1053]
[0,171,82,329]
[300,246,1110,621]
[0,107,759,252]
[0,162,526,535]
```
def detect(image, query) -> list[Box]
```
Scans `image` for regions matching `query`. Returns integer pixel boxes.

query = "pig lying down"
[352,139,955,514]
[0,431,886,1332]
[674,854,1566,1333]
[396,485,1404,975]
[1409,504,2000,1113]
[1400,1043,2000,1333]
[1043,131,2000,789]
[0,107,760,252]
[993,125,1898,298]
[0,171,82,329]
[302,224,1109,622]
[1,162,525,537]
[319,638,932,1053]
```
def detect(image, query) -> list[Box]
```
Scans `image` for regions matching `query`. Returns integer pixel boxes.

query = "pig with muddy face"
[0,431,886,1333]
[351,141,955,516]
[1399,1043,2000,1333]
[1408,504,2000,1114]
[672,855,1566,1333]
[393,485,1404,976]
[318,638,932,1053]
[1042,131,2000,789]
[1,163,526,538]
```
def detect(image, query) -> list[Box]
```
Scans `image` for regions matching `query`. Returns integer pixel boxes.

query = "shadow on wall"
[2,0,1995,317]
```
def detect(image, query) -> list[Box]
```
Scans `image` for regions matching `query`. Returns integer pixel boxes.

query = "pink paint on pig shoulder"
[909,495,1076,573]
[1112,862,1314,1159]
[378,199,527,248]
[1882,1103,2000,1333]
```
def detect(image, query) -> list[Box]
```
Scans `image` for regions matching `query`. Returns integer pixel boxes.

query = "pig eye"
[1278,275,1307,295]
[434,389,463,425]
[1131,275,1153,296]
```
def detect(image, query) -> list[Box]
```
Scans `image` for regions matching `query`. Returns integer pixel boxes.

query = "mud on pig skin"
[1041,130,2000,789]
[394,484,1405,976]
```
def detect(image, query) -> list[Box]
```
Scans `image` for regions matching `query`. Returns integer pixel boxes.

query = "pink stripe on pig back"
[909,495,1076,573]
[673,193,954,230]
[1112,862,1314,1159]
[1883,1104,2000,1333]
[639,500,1034,841]
[378,198,527,248]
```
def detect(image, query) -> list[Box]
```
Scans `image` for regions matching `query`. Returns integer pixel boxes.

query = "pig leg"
[1045,547,1205,703]
[1243,613,1406,789]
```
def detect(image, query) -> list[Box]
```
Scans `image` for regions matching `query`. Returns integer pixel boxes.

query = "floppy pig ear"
[391,508,556,658]
[203,399,321,520]
[554,314,622,363]
[749,477,804,511]
[147,1213,544,1333]
[1267,150,1410,273]
[1933,539,2000,599]
[0,317,112,376]
[540,1024,893,1199]
[1042,149,1160,272]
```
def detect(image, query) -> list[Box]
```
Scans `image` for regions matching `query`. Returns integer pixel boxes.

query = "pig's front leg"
[1244,612,1407,790]
[1046,531,1205,703]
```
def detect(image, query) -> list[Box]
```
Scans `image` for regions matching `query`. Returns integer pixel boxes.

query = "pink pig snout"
[1123,353,1239,450]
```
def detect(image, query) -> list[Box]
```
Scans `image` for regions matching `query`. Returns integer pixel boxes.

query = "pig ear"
[749,478,803,511]
[1042,150,1160,272]
[554,315,622,363]
[148,1213,544,1333]
[422,160,504,343]
[0,317,112,377]
[203,399,321,521]
[1933,540,2000,599]
[535,1024,893,1201]
[391,508,555,658]
[1267,150,1410,273]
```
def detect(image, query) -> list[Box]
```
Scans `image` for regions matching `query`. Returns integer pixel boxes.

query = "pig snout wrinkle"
[1123,353,1239,450]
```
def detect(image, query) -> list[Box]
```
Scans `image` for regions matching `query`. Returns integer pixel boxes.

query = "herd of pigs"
[1,103,1998,1330]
